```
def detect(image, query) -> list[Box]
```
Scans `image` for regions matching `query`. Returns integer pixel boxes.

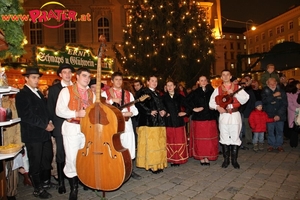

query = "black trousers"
[25,140,53,176]
[54,133,65,164]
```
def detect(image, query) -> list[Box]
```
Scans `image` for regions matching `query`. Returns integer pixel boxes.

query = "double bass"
[76,36,132,191]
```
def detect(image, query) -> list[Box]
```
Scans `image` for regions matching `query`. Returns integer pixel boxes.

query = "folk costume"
[186,84,219,162]
[209,83,249,169]
[162,92,189,165]
[56,84,94,177]
[102,87,138,159]
[15,68,53,198]
[136,88,168,172]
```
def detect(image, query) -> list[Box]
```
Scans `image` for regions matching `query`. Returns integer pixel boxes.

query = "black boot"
[30,173,52,199]
[57,162,66,194]
[231,145,240,169]
[68,176,79,200]
[221,145,230,168]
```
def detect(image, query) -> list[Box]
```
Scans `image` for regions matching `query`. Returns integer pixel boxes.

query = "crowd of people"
[4,62,300,200]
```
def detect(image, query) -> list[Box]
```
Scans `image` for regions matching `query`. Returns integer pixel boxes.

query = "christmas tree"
[116,0,215,87]
[0,0,26,58]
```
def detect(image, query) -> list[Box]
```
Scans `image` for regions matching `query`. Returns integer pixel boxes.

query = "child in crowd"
[248,101,274,151]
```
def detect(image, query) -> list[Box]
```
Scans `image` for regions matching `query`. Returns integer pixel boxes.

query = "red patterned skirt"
[166,126,189,164]
[189,120,219,161]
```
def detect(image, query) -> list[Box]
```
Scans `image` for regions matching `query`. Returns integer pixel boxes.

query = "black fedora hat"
[22,67,43,77]
[57,64,75,76]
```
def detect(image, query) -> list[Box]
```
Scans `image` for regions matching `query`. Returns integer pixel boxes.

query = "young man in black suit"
[47,63,75,194]
[16,67,54,199]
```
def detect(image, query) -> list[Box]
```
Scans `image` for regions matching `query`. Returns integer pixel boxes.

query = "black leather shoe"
[131,171,142,180]
[171,163,180,167]
[33,189,52,199]
[151,169,163,174]
[7,196,16,200]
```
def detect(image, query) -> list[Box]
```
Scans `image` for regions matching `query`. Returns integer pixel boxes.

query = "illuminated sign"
[36,46,113,70]
[1,1,91,28]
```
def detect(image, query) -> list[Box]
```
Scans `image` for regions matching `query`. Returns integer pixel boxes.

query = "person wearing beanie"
[248,101,275,151]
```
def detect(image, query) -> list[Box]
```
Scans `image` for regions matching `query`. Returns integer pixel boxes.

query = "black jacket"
[185,84,217,121]
[136,87,165,127]
[162,92,186,127]
[15,85,51,143]
[47,82,65,137]
[261,85,287,121]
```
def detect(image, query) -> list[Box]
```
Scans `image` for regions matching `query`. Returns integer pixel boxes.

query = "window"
[249,38,252,44]
[262,44,266,52]
[224,52,227,59]
[229,35,232,39]
[236,35,240,39]
[289,21,294,29]
[261,33,265,40]
[30,22,42,45]
[255,35,259,42]
[276,26,280,34]
[230,63,235,69]
[268,29,273,37]
[98,18,110,42]
[237,42,241,50]
[255,46,259,53]
[280,25,284,33]
[289,34,294,42]
[230,42,234,50]
[64,20,76,43]
[269,41,274,50]
[225,62,228,70]
[230,52,234,59]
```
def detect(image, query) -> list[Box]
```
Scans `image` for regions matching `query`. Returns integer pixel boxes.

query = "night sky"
[221,0,300,27]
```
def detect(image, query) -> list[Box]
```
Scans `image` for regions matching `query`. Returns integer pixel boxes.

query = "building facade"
[245,5,300,80]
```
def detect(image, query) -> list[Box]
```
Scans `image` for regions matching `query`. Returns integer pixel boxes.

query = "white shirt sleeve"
[235,87,249,105]
[128,92,138,117]
[56,87,76,119]
[209,88,219,110]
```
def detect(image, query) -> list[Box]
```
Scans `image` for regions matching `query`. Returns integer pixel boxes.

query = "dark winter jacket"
[185,84,218,121]
[261,85,287,121]
[239,86,256,118]
[135,87,166,127]
[162,92,186,127]
[15,85,51,143]
[248,109,274,132]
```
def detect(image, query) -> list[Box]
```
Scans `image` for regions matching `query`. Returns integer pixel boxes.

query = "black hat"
[255,101,262,107]
[22,67,43,77]
[88,78,104,88]
[89,78,96,87]
[56,64,75,76]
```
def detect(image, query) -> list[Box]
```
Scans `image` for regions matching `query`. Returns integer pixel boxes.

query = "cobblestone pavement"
[16,142,300,200]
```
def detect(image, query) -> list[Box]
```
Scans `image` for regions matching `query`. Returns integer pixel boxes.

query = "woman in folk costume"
[135,75,167,174]
[162,79,189,166]
[186,76,219,165]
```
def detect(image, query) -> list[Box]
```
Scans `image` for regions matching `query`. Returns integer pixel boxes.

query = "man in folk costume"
[15,67,54,199]
[56,67,95,200]
[101,72,141,180]
[209,70,249,169]
[47,63,75,194]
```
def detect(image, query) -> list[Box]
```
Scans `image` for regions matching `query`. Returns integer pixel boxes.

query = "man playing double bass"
[55,67,95,200]
[209,70,249,169]
[101,72,142,180]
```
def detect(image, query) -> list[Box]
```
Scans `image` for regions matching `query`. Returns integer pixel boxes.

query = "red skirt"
[189,120,219,161]
[166,126,189,164]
